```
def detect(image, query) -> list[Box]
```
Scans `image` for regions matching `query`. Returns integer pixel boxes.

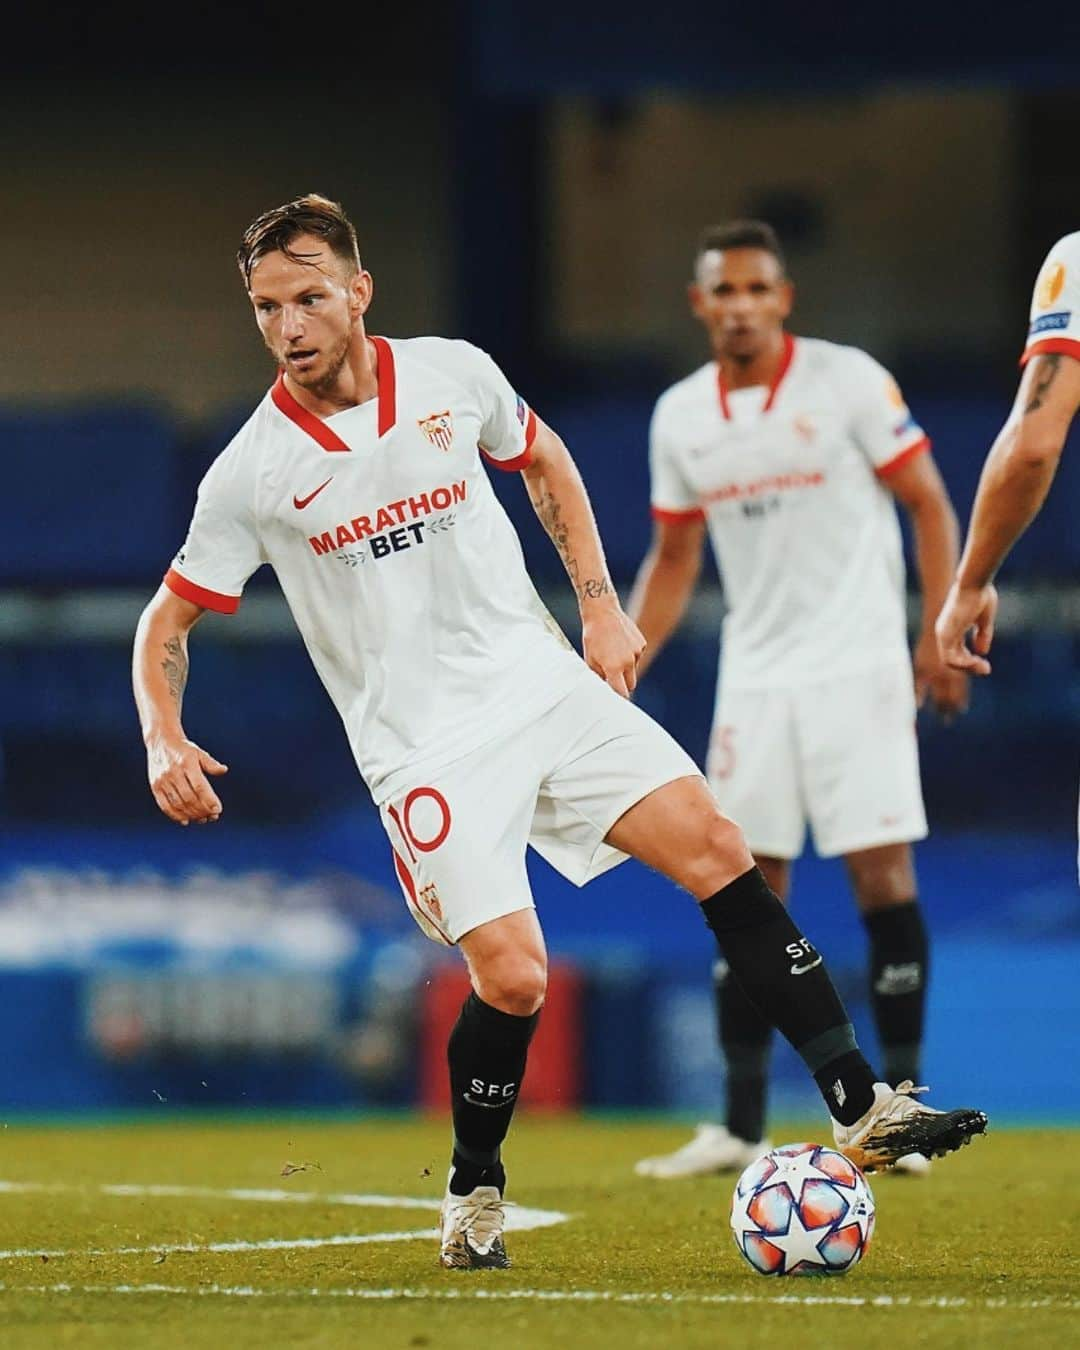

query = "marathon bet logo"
[309,481,467,561]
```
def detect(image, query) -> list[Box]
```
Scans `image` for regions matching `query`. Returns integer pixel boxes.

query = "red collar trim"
[270,373,351,451]
[716,333,797,421]
[370,335,397,437]
[269,336,398,451]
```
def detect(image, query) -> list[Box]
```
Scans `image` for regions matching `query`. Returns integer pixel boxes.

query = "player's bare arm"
[937,352,1080,675]
[522,419,646,697]
[882,451,968,719]
[132,585,228,825]
[627,516,707,678]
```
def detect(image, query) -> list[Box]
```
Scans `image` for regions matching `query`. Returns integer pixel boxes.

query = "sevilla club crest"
[418,409,454,452]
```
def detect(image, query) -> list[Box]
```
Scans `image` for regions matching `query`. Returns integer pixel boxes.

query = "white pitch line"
[0,1179,568,1261]
[0,1283,1076,1313]
[0,1230,438,1261]
[0,1180,439,1210]
[0,1179,565,1229]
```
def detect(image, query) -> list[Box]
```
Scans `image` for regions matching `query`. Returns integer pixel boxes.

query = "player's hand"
[913,629,969,722]
[581,597,647,698]
[146,734,228,826]
[935,581,998,678]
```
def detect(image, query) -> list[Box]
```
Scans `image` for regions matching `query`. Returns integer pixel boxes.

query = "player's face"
[689,248,793,361]
[248,236,371,391]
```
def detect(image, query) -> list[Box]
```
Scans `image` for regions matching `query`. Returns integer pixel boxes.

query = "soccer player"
[132,196,986,1270]
[630,222,968,1182]
[937,230,1080,751]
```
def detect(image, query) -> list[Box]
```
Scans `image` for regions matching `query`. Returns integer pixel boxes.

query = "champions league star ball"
[730,1143,875,1276]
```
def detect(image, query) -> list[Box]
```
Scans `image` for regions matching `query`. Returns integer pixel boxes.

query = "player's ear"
[351,268,374,318]
[778,279,795,320]
[688,281,705,319]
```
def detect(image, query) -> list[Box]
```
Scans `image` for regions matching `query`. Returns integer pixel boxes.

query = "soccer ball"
[730,1142,875,1276]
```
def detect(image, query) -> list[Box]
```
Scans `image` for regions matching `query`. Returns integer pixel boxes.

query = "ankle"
[449,1153,506,1196]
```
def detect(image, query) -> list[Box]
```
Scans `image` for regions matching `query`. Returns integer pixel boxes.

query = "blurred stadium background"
[2,2,1079,1128]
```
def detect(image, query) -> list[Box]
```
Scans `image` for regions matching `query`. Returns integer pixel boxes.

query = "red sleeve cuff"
[479,406,538,472]
[875,436,931,480]
[164,567,241,614]
[1021,336,1080,366]
[480,444,533,473]
[651,505,706,524]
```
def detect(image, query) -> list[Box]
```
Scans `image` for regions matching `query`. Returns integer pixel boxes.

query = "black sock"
[713,953,773,1143]
[447,991,539,1195]
[701,867,876,1126]
[863,901,928,1085]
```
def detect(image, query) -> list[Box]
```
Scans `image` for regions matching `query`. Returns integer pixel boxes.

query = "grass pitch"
[0,1114,1075,1349]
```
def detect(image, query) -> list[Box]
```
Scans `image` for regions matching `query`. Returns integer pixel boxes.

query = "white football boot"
[438,1183,511,1269]
[833,1080,987,1173]
[634,1124,771,1179]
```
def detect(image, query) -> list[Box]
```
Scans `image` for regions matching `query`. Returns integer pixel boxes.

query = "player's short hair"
[695,221,785,273]
[238,194,361,288]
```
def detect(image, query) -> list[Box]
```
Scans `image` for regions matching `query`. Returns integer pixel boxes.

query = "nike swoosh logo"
[463,1095,516,1110]
[790,957,823,975]
[293,476,334,510]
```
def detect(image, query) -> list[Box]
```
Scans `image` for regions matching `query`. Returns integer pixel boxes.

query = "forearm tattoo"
[535,486,579,590]
[161,635,188,707]
[1024,354,1061,414]
[534,487,613,602]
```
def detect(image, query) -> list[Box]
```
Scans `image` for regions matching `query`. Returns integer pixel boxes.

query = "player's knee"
[685,811,754,895]
[847,849,915,909]
[475,956,547,1016]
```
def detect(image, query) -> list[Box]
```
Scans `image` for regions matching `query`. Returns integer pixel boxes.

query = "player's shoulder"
[200,393,275,489]
[389,335,498,385]
[1030,231,1080,308]
[798,337,899,401]
[796,335,882,378]
[653,361,716,418]
[1040,230,1080,266]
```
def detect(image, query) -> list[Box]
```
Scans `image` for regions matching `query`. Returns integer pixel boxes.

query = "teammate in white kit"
[937,230,1080,848]
[631,222,969,1181]
[132,197,986,1269]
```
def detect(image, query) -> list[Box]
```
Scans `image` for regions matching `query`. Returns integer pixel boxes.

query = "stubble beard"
[271,330,352,395]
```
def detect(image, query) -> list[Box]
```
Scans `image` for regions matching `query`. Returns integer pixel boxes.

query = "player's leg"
[796,664,935,1171]
[845,842,927,1087]
[703,688,805,1154]
[634,852,789,1179]
[606,778,876,1116]
[605,774,986,1169]
[451,908,547,1190]
[845,843,933,1177]
[719,854,789,1147]
[381,749,542,1268]
[635,687,803,1176]
[528,672,985,1170]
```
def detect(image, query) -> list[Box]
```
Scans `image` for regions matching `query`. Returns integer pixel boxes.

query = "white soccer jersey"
[166,337,584,804]
[1023,231,1080,366]
[649,335,928,688]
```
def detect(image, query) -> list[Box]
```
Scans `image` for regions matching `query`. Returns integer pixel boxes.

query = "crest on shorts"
[418,409,454,452]
[419,882,442,920]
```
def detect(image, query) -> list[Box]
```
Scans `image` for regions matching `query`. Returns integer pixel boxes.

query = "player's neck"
[283,333,379,419]
[716,330,788,391]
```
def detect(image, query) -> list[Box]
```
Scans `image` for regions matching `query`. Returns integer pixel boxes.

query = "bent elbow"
[1009,438,1063,473]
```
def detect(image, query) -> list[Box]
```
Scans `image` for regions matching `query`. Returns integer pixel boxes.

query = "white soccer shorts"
[706,662,928,861]
[381,668,701,945]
